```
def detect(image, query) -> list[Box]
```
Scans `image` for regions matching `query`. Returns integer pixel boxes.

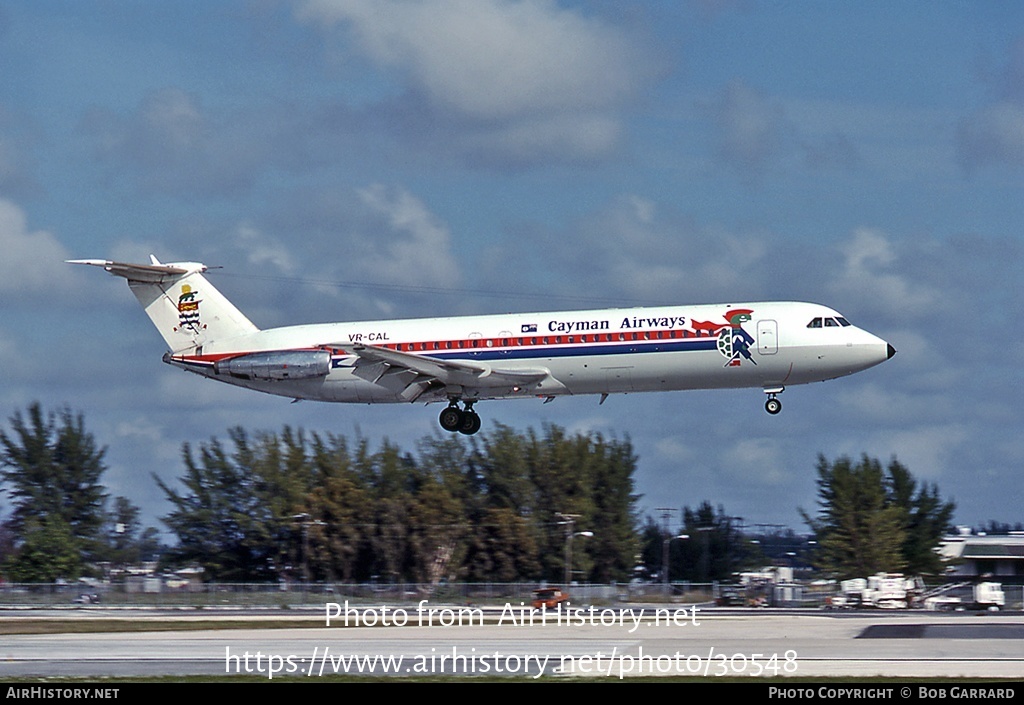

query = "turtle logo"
[716,309,756,367]
[176,284,203,334]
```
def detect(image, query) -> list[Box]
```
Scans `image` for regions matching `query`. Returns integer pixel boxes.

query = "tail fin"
[68,256,259,353]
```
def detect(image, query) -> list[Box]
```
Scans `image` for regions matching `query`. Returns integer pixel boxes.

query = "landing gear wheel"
[439,406,464,432]
[459,411,482,435]
[765,397,782,415]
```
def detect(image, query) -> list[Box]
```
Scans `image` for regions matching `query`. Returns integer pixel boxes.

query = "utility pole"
[557,513,592,586]
[292,513,326,584]
[657,507,676,594]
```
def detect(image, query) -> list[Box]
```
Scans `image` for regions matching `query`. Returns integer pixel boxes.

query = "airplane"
[69,256,895,435]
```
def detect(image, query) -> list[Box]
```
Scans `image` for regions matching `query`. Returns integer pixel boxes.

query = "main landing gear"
[763,387,784,415]
[439,400,482,435]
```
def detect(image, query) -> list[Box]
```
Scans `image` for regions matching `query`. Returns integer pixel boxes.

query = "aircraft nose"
[887,343,896,360]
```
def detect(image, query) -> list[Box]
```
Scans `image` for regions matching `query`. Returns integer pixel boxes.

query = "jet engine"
[214,350,331,381]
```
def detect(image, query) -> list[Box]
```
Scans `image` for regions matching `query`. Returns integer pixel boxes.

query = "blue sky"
[1,0,1021,537]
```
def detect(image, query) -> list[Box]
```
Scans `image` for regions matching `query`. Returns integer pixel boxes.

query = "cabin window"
[836,317,851,327]
[825,318,839,327]
[807,318,823,328]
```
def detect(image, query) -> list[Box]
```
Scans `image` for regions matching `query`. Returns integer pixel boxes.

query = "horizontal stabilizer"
[67,257,203,283]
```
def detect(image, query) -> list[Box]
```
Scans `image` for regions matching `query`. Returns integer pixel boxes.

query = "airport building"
[939,529,1024,582]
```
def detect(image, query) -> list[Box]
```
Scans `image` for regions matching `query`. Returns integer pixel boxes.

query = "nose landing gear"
[439,400,482,435]
[763,386,784,415]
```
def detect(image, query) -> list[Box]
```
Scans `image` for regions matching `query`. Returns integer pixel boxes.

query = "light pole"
[565,530,594,586]
[292,513,326,585]
[697,525,714,583]
[662,534,689,596]
[557,513,593,586]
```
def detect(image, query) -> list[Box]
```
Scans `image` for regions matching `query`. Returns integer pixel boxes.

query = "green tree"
[681,502,744,582]
[305,433,369,582]
[884,459,955,575]
[637,516,664,581]
[155,422,642,584]
[458,426,541,581]
[104,496,144,568]
[463,507,540,582]
[156,428,302,581]
[4,515,81,582]
[583,433,639,582]
[0,403,110,579]
[801,454,952,579]
[524,425,591,582]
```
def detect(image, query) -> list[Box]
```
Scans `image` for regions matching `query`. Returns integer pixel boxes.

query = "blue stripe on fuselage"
[427,337,718,362]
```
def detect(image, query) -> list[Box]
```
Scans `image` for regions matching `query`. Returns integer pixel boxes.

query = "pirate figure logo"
[177,284,203,334]
[715,308,756,367]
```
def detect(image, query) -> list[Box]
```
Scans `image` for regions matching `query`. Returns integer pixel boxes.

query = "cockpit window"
[809,316,852,329]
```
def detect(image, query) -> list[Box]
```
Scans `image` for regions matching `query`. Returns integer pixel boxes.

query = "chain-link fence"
[0,580,726,609]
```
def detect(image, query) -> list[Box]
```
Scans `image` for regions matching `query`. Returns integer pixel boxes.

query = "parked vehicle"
[531,587,569,609]
[924,582,1005,611]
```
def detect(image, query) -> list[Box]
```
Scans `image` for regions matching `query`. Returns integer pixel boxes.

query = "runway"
[2,607,1022,680]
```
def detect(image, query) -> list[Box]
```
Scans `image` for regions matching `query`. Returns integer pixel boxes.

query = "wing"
[347,342,552,401]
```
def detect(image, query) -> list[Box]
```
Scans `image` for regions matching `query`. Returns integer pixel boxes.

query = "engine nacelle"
[214,350,331,381]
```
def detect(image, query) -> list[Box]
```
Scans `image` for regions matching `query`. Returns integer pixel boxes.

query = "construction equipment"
[828,573,922,609]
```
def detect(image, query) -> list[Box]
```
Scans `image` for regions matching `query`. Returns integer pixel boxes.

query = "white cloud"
[957,101,1024,171]
[83,88,267,196]
[711,80,790,176]
[0,199,71,296]
[297,0,655,162]
[353,184,460,287]
[956,37,1024,172]
[721,437,789,487]
[89,88,205,167]
[460,113,622,163]
[865,424,970,483]
[837,383,952,425]
[561,195,768,302]
[830,228,937,317]
[141,88,204,149]
[654,436,696,464]
[300,0,637,117]
[234,224,299,275]
[0,331,27,379]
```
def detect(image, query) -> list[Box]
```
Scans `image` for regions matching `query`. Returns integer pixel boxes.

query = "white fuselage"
[165,301,893,405]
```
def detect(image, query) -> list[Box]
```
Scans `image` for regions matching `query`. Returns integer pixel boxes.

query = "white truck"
[923,582,1005,611]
